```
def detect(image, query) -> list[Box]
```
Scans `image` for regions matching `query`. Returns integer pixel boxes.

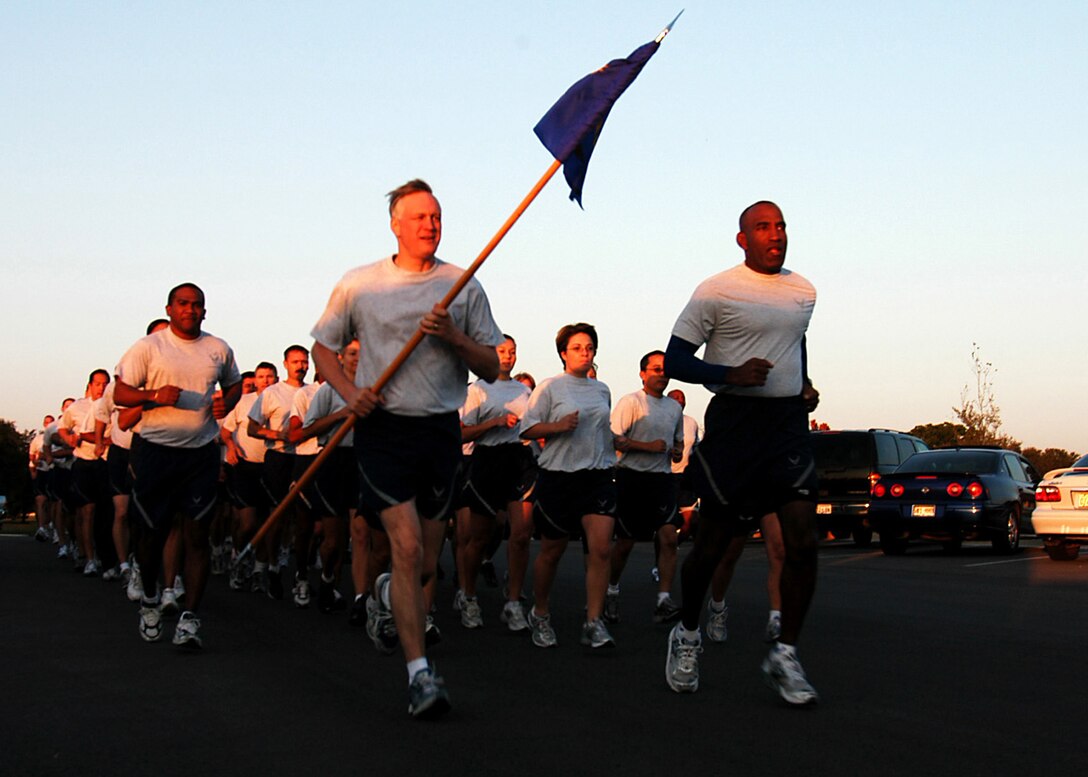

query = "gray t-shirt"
[223,392,265,463]
[303,382,353,448]
[611,390,685,474]
[94,382,133,451]
[60,397,99,461]
[462,377,532,447]
[42,421,72,470]
[310,256,504,416]
[248,381,304,454]
[116,328,241,449]
[671,263,816,397]
[521,373,613,473]
[671,415,701,475]
[290,383,322,456]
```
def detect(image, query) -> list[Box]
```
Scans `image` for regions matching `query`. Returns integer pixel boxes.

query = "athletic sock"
[774,642,797,658]
[678,624,700,642]
[709,598,726,612]
[407,657,429,682]
[656,592,670,605]
[607,584,620,595]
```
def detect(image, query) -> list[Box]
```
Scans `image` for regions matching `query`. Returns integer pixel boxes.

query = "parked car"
[868,447,1039,555]
[811,429,929,546]
[1032,453,1088,561]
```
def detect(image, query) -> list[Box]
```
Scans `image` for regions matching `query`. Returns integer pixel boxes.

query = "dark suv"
[811,429,929,546]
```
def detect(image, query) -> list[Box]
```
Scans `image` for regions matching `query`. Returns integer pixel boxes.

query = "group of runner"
[26,182,821,719]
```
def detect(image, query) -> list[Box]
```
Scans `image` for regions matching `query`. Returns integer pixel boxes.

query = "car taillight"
[1036,486,1061,502]
[890,484,904,497]
[872,483,886,498]
[947,482,964,497]
[966,481,984,498]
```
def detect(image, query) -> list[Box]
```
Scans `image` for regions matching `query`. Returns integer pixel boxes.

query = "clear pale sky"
[3,1,1085,452]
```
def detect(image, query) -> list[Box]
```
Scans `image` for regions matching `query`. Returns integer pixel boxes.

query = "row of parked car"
[811,429,1087,561]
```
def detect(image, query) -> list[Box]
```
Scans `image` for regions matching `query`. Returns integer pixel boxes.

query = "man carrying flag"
[310,179,503,720]
[290,14,676,718]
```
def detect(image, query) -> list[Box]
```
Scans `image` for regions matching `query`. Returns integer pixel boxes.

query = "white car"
[1033,453,1088,561]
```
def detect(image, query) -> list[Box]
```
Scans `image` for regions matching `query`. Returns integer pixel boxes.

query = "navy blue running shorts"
[689,393,817,527]
[463,443,538,519]
[312,446,358,518]
[353,409,461,526]
[532,468,616,540]
[614,468,680,541]
[107,445,133,497]
[130,439,220,530]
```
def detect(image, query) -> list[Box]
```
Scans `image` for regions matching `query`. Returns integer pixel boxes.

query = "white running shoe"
[161,588,179,615]
[173,611,203,650]
[460,596,483,629]
[603,590,620,624]
[408,666,451,720]
[666,623,702,693]
[139,603,163,642]
[500,600,530,633]
[706,602,728,643]
[764,611,782,643]
[761,645,818,706]
[580,618,615,649]
[126,565,144,602]
[653,596,682,624]
[173,574,186,597]
[527,608,558,648]
[293,578,311,608]
[210,546,227,576]
[425,614,443,646]
[367,576,399,654]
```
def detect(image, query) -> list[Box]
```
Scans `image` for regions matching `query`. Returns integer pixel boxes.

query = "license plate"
[912,505,936,518]
[1074,491,1088,509]
[816,503,832,515]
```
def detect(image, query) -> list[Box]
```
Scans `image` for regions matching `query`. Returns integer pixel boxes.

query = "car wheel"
[852,528,873,548]
[879,533,908,556]
[1043,540,1080,561]
[991,505,1021,554]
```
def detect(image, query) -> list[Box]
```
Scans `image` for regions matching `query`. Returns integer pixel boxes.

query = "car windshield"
[1072,453,1088,468]
[897,450,1000,474]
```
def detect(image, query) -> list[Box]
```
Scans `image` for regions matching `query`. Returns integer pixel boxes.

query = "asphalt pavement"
[2,527,1085,777]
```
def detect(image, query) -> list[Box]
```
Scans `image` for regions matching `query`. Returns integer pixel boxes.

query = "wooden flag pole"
[237,159,563,561]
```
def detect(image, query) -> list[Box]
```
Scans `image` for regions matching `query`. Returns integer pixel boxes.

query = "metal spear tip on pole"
[656,9,684,43]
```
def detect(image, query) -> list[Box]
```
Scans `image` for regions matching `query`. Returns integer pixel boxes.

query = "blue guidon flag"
[534,12,682,207]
